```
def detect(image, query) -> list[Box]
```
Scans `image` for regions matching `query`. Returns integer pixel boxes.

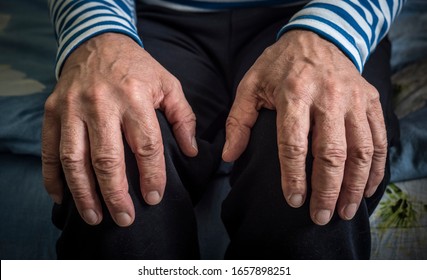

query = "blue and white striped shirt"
[48,0,405,78]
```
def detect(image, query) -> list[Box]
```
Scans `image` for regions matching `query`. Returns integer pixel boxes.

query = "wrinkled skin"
[42,30,387,227]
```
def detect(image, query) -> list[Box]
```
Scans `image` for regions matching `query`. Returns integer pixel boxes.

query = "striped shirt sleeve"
[48,0,142,79]
[278,0,406,72]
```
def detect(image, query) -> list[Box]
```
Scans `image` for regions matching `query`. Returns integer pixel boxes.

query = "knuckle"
[225,116,251,139]
[158,74,181,96]
[225,115,238,127]
[343,182,365,196]
[225,116,238,134]
[226,115,250,131]
[374,140,388,155]
[60,150,85,171]
[316,145,347,169]
[102,188,127,207]
[171,110,196,128]
[281,79,314,107]
[169,77,183,92]
[348,144,374,166]
[144,81,161,97]
[92,151,122,176]
[186,112,197,125]
[285,77,306,94]
[366,84,380,100]
[60,90,84,112]
[238,71,261,93]
[141,170,166,188]
[323,80,342,94]
[225,115,238,130]
[261,45,278,61]
[70,185,93,201]
[370,168,385,181]
[235,99,255,115]
[81,86,105,104]
[92,147,123,176]
[149,83,165,107]
[41,148,60,166]
[278,142,308,161]
[80,87,118,114]
[44,95,58,116]
[134,139,163,161]
[314,187,340,201]
[121,78,151,103]
[282,172,306,189]
[263,45,274,56]
[121,77,141,92]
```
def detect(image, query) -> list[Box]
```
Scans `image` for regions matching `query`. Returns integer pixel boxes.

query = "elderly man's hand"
[223,30,387,225]
[42,33,197,227]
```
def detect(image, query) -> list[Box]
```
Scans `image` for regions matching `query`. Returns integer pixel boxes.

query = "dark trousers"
[53,4,399,259]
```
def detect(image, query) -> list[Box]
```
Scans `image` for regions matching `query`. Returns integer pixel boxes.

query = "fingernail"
[315,209,331,225]
[191,136,198,152]
[115,212,132,227]
[365,188,375,198]
[82,209,99,225]
[222,141,230,157]
[343,203,357,220]
[145,191,161,205]
[288,194,304,207]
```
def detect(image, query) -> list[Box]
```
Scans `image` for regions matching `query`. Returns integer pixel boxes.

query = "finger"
[42,97,64,204]
[161,79,198,157]
[222,80,259,162]
[276,97,310,208]
[311,112,347,225]
[87,113,134,227]
[337,112,373,220]
[365,99,388,197]
[123,99,166,207]
[60,115,103,225]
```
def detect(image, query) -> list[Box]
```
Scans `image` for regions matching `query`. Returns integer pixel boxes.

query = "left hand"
[222,30,388,225]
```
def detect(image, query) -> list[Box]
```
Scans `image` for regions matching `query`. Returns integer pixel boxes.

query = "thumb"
[162,79,198,157]
[222,80,260,162]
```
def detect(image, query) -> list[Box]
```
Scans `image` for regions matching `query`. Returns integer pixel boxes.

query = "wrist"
[61,32,142,77]
[276,29,357,71]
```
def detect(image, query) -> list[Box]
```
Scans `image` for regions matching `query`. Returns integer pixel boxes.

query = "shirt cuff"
[276,0,398,73]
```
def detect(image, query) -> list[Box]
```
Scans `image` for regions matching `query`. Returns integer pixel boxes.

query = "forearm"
[48,0,142,78]
[278,0,406,72]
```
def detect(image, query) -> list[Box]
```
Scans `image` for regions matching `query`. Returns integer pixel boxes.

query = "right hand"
[42,33,198,227]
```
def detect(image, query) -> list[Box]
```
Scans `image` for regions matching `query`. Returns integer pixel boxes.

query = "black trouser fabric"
[53,4,399,259]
